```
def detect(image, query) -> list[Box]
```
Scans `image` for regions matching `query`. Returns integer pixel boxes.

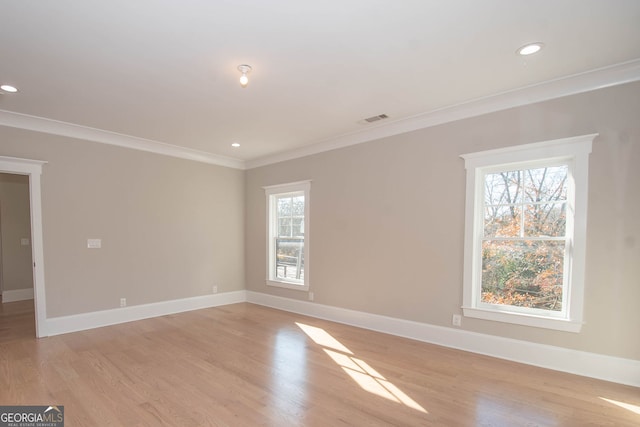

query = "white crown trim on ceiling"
[246,58,640,169]
[0,110,245,169]
[1,59,639,171]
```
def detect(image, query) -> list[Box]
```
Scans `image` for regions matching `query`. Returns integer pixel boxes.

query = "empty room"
[0,1,639,426]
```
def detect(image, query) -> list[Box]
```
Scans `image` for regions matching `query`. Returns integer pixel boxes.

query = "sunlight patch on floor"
[296,322,427,413]
[600,397,640,416]
[295,322,352,354]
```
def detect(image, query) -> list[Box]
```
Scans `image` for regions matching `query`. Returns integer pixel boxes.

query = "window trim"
[461,134,595,332]
[264,180,311,291]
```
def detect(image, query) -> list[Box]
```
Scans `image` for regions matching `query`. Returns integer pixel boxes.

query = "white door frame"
[0,203,3,295]
[0,156,47,337]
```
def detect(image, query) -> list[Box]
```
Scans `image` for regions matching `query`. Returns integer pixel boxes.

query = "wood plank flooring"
[0,301,638,426]
[0,298,35,343]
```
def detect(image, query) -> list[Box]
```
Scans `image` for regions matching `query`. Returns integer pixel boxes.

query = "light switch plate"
[87,239,102,249]
[21,238,30,246]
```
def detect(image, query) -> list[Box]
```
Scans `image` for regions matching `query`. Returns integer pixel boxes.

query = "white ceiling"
[1,0,640,167]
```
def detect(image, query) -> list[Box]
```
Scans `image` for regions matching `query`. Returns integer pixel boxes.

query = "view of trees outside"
[481,165,569,311]
[275,194,305,281]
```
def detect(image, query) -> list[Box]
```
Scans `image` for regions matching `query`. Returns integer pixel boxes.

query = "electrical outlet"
[308,292,314,301]
[452,314,462,327]
[120,298,127,308]
[212,285,218,294]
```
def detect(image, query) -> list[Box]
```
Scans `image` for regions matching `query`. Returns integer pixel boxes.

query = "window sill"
[462,306,583,333]
[266,279,309,292]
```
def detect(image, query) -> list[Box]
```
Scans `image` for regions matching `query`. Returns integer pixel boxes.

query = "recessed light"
[0,84,18,93]
[231,143,241,148]
[517,42,544,56]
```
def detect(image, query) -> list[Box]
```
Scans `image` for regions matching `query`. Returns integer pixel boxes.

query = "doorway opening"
[0,173,35,341]
[0,156,47,338]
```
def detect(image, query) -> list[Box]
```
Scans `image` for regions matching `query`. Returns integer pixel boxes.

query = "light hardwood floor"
[0,301,638,426]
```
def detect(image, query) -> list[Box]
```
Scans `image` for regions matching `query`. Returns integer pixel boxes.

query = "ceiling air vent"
[363,113,389,123]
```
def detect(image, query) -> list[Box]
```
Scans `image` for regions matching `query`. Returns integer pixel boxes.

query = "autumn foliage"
[481,166,568,311]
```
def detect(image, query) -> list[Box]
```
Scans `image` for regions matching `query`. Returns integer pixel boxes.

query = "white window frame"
[264,180,310,291]
[461,134,595,332]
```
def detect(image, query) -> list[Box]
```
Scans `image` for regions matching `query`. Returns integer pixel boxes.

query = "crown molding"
[2,59,639,171]
[246,59,640,169]
[0,110,245,169]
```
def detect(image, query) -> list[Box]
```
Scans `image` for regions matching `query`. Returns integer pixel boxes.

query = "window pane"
[484,206,521,237]
[292,195,305,215]
[524,166,568,202]
[277,196,292,216]
[481,240,565,311]
[525,202,566,237]
[484,170,523,205]
[267,182,310,289]
[278,218,291,237]
[292,217,304,237]
[275,237,304,281]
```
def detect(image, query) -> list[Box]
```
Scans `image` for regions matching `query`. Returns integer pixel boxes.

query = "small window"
[264,181,310,291]
[461,135,595,332]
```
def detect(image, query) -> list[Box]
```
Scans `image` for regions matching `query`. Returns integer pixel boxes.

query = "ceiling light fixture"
[517,42,544,56]
[237,64,252,88]
[0,84,18,93]
[231,143,240,148]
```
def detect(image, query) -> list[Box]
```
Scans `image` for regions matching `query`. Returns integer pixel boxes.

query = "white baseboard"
[246,291,640,388]
[45,290,247,336]
[38,288,639,387]
[2,288,34,303]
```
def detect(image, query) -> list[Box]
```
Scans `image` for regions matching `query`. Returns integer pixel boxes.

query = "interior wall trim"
[1,60,639,171]
[246,291,640,388]
[45,290,247,336]
[1,288,34,303]
[246,59,640,169]
[0,155,47,338]
[0,109,245,170]
[39,289,640,387]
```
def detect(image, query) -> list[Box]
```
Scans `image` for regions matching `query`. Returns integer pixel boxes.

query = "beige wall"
[0,127,245,317]
[0,173,33,293]
[245,81,640,360]
[0,81,637,361]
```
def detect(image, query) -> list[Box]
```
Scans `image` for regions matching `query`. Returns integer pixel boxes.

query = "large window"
[461,135,595,332]
[265,181,310,290]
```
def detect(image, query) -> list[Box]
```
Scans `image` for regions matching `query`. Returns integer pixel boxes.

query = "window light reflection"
[271,330,308,414]
[296,322,427,414]
[600,397,640,416]
[324,349,427,413]
[295,322,353,354]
